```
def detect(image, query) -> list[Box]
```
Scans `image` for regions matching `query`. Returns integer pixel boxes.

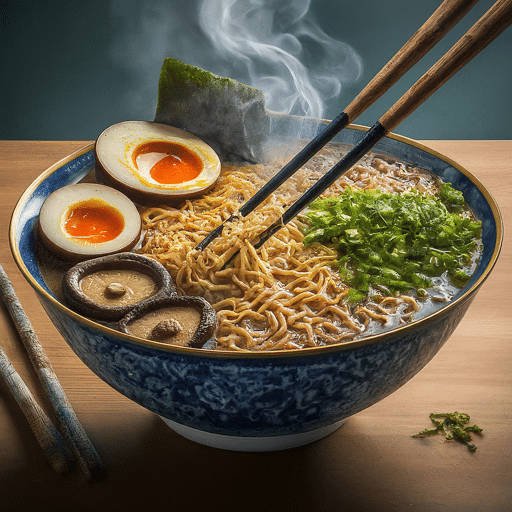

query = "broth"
[36,144,481,351]
[137,144,482,351]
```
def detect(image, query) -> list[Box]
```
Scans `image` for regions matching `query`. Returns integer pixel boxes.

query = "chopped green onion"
[302,184,481,303]
[413,412,483,452]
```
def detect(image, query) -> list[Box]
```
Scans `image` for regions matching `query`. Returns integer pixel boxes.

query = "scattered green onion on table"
[413,412,483,452]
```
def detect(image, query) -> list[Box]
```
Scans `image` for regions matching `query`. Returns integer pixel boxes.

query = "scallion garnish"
[413,412,483,452]
[302,184,481,303]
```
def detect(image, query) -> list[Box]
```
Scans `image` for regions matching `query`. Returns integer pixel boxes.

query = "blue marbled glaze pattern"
[11,126,502,443]
[39,292,474,437]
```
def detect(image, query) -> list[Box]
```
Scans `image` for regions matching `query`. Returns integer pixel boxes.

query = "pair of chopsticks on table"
[0,263,105,481]
[196,0,512,253]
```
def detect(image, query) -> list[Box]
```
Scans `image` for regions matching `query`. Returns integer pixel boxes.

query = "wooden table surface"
[0,140,510,511]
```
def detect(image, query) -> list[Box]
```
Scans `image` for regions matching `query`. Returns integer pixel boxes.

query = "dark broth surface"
[135,144,482,350]
[36,144,481,350]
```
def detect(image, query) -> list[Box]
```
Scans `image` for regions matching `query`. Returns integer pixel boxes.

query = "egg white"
[39,183,142,260]
[95,121,221,196]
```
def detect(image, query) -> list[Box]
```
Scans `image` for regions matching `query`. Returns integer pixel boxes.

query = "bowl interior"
[10,122,502,352]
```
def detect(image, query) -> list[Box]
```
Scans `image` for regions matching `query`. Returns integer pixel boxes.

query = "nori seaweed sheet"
[154,58,271,163]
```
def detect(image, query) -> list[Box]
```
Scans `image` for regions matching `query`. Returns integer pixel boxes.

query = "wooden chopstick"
[0,263,106,481]
[195,0,479,251]
[253,0,512,249]
[0,344,73,474]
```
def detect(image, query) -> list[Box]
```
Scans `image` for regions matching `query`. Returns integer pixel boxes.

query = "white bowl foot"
[159,417,346,452]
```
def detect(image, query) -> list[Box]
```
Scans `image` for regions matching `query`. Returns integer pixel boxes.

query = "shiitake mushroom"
[62,252,175,322]
[118,295,218,349]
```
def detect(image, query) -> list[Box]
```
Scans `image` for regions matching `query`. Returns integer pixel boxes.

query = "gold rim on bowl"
[9,125,504,359]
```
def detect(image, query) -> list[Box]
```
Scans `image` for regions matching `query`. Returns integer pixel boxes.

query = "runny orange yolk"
[64,199,124,244]
[133,141,203,184]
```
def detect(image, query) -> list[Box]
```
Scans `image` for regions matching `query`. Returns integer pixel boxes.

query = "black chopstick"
[0,263,106,481]
[195,0,479,251]
[253,0,512,249]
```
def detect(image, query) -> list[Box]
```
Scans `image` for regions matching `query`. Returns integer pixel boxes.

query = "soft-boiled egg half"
[38,183,142,261]
[94,121,221,205]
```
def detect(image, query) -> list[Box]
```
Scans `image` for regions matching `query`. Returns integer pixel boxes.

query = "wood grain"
[0,342,72,475]
[0,262,105,481]
[0,140,510,511]
[380,0,512,131]
[344,0,479,122]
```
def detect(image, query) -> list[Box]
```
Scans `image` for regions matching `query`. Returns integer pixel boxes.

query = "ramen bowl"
[9,118,502,451]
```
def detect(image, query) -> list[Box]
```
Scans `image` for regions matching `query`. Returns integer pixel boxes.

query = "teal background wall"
[1,0,511,141]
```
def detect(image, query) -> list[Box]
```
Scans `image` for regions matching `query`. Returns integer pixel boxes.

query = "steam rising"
[110,0,362,119]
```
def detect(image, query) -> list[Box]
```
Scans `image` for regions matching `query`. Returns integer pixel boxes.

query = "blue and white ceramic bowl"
[9,119,502,451]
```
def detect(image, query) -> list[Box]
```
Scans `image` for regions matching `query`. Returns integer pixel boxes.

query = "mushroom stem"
[150,319,182,341]
[106,282,127,296]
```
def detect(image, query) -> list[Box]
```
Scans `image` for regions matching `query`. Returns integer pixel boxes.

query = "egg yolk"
[133,141,203,184]
[64,199,124,244]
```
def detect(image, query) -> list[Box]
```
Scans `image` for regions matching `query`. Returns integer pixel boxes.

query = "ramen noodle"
[137,146,466,351]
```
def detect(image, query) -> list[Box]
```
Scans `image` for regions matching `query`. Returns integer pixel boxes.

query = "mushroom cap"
[118,295,218,349]
[62,252,175,321]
